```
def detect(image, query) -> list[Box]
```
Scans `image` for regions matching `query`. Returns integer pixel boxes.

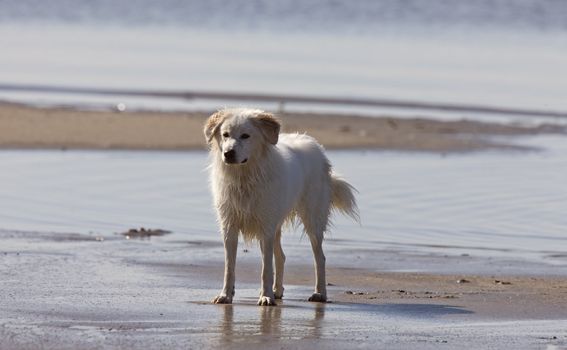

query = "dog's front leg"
[258,235,277,306]
[212,229,238,304]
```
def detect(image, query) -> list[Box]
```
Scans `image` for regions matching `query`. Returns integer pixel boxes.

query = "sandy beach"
[0,101,564,152]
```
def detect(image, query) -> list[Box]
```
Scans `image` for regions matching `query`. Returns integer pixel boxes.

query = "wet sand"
[0,101,564,152]
[1,229,566,349]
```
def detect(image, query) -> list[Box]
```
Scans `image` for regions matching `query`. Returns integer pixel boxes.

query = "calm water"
[1,1,567,120]
[1,136,566,265]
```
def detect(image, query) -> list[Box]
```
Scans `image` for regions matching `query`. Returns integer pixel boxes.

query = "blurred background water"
[0,0,566,120]
[2,0,566,32]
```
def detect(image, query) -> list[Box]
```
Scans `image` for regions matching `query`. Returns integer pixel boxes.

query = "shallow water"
[0,135,566,266]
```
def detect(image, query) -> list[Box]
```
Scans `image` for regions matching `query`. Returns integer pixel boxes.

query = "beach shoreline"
[1,101,564,153]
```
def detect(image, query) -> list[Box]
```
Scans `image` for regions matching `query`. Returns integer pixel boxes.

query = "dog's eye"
[240,133,250,139]
[222,132,229,138]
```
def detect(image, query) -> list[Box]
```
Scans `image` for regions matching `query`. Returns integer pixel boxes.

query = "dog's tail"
[330,174,359,222]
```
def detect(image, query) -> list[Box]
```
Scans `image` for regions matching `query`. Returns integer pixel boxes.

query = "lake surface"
[1,135,566,266]
[1,0,566,121]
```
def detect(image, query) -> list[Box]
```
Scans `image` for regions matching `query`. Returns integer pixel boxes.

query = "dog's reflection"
[218,302,326,342]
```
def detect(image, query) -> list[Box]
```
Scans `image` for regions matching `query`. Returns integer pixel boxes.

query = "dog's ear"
[204,111,225,144]
[253,112,281,145]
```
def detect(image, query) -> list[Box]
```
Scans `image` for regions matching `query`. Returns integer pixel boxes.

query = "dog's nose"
[224,150,236,162]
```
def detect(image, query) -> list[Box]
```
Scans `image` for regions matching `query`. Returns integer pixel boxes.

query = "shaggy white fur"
[204,107,358,306]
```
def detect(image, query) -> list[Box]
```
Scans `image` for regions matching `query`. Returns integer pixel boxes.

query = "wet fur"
[205,107,358,306]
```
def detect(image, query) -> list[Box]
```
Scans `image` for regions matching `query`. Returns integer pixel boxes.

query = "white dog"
[204,108,358,306]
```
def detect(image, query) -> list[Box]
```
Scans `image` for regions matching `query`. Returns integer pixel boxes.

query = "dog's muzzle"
[223,150,247,164]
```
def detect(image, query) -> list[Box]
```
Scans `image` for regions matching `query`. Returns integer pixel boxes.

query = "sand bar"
[0,101,564,152]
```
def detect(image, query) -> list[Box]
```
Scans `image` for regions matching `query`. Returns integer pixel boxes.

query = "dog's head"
[204,108,281,165]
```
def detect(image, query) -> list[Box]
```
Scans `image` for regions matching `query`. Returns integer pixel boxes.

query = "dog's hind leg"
[212,228,238,304]
[258,232,277,306]
[300,187,330,303]
[307,233,327,302]
[273,227,285,299]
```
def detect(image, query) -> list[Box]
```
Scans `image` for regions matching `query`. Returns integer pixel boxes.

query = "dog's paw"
[257,296,277,306]
[308,293,327,303]
[212,295,233,304]
[273,288,284,300]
